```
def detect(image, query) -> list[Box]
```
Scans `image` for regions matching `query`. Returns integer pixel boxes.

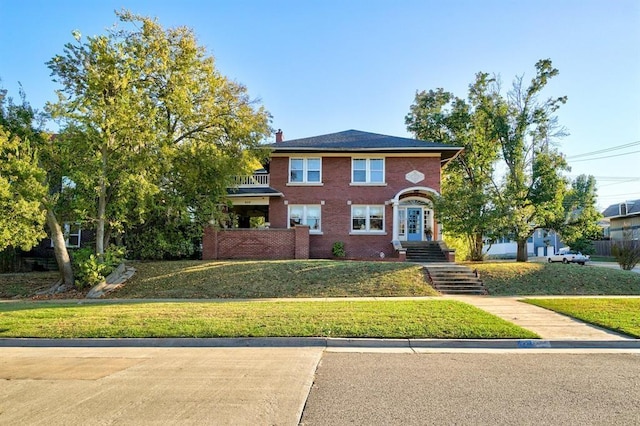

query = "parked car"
[547,250,590,265]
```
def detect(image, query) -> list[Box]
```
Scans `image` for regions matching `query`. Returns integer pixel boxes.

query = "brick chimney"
[275,129,283,143]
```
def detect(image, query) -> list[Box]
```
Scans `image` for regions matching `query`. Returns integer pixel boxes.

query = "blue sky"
[1,0,638,209]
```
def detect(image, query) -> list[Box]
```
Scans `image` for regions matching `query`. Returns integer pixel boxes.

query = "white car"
[547,250,590,265]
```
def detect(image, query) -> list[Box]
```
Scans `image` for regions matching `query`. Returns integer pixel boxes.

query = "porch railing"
[230,174,270,187]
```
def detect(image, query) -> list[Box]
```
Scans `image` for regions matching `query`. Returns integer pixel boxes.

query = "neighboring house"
[483,229,562,258]
[205,129,462,260]
[602,199,640,241]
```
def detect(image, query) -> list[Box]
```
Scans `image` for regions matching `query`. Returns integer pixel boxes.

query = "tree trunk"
[516,238,528,262]
[470,233,484,261]
[96,143,108,256]
[46,208,74,287]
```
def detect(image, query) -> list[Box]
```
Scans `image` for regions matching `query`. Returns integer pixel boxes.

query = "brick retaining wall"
[202,226,310,260]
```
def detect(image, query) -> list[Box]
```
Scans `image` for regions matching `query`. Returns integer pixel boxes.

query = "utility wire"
[570,149,640,162]
[567,140,640,159]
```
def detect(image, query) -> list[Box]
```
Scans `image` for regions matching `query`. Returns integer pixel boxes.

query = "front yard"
[0,300,537,339]
[473,262,640,295]
[525,298,640,338]
[2,259,639,339]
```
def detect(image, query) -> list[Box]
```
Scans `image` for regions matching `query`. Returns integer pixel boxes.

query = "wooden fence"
[593,240,640,256]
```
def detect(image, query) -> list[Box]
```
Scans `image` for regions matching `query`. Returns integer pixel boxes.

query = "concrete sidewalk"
[0,346,323,425]
[445,295,635,341]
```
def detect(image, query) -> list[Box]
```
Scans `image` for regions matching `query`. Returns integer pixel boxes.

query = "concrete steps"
[403,242,447,262]
[423,263,487,295]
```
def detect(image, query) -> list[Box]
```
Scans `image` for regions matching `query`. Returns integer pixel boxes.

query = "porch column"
[392,201,399,241]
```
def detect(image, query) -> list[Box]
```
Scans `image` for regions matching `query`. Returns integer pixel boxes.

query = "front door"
[407,208,422,241]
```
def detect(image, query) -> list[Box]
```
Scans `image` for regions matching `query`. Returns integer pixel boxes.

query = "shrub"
[612,242,640,271]
[612,226,640,271]
[72,245,125,289]
[332,241,346,258]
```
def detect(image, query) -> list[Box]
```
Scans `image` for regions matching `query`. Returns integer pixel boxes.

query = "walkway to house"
[444,295,636,341]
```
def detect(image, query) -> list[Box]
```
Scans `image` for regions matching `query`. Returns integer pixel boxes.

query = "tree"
[553,174,602,254]
[46,11,271,257]
[0,86,75,286]
[489,59,569,262]
[406,75,501,260]
[0,127,47,250]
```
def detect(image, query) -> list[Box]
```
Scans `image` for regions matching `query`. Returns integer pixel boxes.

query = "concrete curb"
[2,337,639,349]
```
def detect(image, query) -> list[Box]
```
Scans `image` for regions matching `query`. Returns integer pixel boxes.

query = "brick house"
[203,129,462,260]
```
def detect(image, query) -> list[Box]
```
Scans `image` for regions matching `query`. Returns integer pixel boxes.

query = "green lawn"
[0,300,538,339]
[472,262,640,295]
[110,260,439,298]
[524,298,640,338]
[0,271,60,299]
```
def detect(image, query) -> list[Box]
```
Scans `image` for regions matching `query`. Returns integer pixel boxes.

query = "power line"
[597,192,640,199]
[599,178,640,188]
[570,149,640,162]
[567,140,640,159]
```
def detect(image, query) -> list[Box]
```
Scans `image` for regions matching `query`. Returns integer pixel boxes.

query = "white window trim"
[288,157,322,184]
[50,222,82,248]
[350,205,386,234]
[351,157,385,185]
[288,204,322,234]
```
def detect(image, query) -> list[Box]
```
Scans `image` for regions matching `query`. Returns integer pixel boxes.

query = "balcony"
[230,174,270,187]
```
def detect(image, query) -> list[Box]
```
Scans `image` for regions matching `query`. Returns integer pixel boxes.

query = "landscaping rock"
[86,263,136,298]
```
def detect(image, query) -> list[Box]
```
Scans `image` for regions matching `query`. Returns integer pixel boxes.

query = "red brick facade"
[202,226,309,260]
[268,155,442,259]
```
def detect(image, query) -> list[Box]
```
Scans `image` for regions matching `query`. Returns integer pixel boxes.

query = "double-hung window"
[51,222,82,248]
[289,158,321,184]
[288,205,321,232]
[351,205,385,233]
[352,158,384,184]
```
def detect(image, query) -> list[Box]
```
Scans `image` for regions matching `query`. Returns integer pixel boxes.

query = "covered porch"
[390,186,441,244]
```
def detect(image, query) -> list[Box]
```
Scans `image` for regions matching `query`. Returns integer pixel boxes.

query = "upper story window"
[352,158,384,184]
[619,203,627,216]
[289,158,321,184]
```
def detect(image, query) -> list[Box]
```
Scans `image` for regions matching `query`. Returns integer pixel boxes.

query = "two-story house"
[203,129,462,260]
[602,199,640,241]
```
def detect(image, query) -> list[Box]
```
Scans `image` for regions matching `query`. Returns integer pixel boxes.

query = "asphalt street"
[301,352,640,425]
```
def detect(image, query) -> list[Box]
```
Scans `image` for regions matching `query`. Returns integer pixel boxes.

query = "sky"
[1,0,638,210]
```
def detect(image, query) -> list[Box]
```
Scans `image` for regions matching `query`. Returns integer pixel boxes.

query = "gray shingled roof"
[602,199,640,218]
[271,130,462,163]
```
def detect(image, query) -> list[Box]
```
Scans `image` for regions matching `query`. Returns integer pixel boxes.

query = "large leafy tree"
[0,86,75,285]
[406,74,501,260]
[406,59,570,262]
[0,89,47,251]
[489,59,569,261]
[46,11,271,256]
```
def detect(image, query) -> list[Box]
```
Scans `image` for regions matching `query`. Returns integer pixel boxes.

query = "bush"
[612,226,640,271]
[125,218,200,260]
[332,241,346,258]
[612,242,640,271]
[72,245,125,289]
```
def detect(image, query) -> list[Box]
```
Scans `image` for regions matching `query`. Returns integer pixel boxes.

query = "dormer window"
[620,203,627,216]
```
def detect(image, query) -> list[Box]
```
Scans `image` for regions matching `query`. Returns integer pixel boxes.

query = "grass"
[524,298,640,338]
[109,260,439,298]
[472,262,640,295]
[0,300,538,339]
[0,271,59,298]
